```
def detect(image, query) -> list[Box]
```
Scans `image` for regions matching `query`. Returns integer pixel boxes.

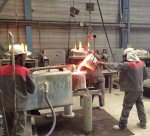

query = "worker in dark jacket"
[0,44,35,136]
[100,48,148,130]
[86,51,105,109]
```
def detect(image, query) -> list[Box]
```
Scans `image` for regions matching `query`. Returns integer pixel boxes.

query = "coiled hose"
[44,82,56,136]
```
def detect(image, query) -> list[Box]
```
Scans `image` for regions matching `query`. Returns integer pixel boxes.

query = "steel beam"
[24,0,32,52]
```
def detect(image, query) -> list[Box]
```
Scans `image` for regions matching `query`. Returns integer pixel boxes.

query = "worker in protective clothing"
[0,44,35,136]
[86,50,106,110]
[100,47,148,130]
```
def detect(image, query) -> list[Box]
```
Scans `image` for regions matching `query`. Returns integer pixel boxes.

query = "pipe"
[121,29,125,48]
[127,0,131,46]
[120,0,125,48]
[9,32,17,135]
[44,82,56,136]
[29,65,65,73]
[119,0,123,23]
[0,19,126,28]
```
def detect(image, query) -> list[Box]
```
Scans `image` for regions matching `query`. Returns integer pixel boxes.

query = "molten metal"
[72,71,87,90]
[77,53,97,72]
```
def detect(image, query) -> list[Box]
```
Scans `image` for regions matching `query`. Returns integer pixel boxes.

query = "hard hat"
[124,48,135,55]
[9,44,26,55]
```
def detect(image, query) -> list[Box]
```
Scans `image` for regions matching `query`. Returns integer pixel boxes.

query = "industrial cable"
[72,0,78,45]
[66,0,72,62]
[96,0,116,62]
[87,0,95,51]
[88,0,93,35]
[44,82,56,136]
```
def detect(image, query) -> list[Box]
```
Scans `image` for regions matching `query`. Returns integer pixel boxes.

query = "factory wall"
[31,0,120,54]
[0,0,25,47]
[0,0,119,55]
[31,0,118,22]
[0,0,150,57]
[130,0,150,50]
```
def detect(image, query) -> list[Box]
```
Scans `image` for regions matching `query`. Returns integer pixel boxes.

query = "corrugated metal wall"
[0,0,25,48]
[0,0,24,19]
[131,0,150,23]
[31,0,119,53]
[31,0,118,22]
[130,0,150,50]
[0,0,150,56]
[0,25,26,47]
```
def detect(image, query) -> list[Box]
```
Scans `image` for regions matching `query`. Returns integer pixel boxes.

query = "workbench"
[102,70,118,93]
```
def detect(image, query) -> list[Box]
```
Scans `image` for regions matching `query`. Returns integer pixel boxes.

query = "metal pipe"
[120,0,125,48]
[121,29,125,48]
[0,19,126,28]
[9,32,17,135]
[44,82,56,136]
[29,65,67,73]
[127,0,131,46]
[119,0,123,23]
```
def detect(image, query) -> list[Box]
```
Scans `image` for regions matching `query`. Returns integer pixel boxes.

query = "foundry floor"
[72,88,150,136]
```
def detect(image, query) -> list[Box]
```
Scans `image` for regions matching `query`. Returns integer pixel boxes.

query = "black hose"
[97,0,116,62]
[44,82,56,136]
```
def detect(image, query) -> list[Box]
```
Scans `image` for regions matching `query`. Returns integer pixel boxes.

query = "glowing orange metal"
[72,71,86,75]
[77,53,96,72]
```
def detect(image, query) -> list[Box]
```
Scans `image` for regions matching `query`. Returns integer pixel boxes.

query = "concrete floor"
[39,88,150,136]
[72,89,150,136]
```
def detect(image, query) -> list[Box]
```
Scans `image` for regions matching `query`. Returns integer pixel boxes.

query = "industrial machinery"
[28,68,73,110]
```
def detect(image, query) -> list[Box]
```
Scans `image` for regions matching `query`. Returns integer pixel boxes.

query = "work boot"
[137,122,146,129]
[113,125,126,130]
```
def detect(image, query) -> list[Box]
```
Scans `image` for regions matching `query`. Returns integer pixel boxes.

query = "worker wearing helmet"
[85,50,105,110]
[100,47,148,130]
[0,44,35,136]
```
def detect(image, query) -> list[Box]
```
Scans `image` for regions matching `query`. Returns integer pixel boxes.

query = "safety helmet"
[9,44,26,55]
[124,48,135,55]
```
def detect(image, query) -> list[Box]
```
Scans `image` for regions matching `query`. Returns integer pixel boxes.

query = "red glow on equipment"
[76,53,97,72]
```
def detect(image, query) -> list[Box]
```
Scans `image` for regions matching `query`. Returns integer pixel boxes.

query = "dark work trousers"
[119,91,147,129]
[92,79,105,107]
[5,111,27,136]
